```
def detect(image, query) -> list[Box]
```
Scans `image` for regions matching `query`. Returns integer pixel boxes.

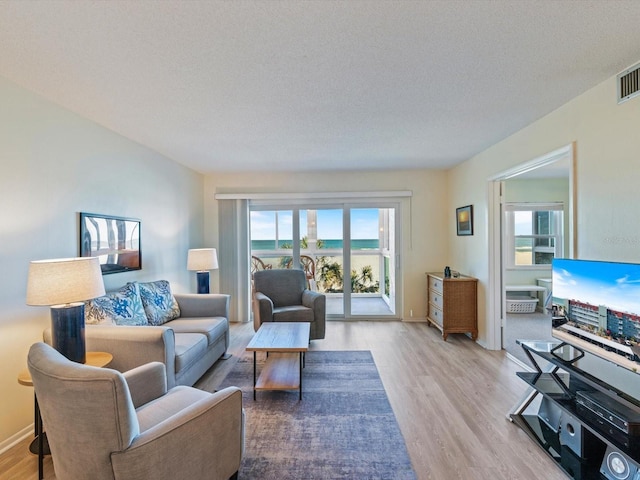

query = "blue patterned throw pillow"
[85,282,148,326]
[138,280,181,326]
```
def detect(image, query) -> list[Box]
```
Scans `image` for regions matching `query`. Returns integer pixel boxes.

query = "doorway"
[487,143,576,358]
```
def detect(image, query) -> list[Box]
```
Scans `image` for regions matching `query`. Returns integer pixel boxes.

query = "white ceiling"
[1,1,640,174]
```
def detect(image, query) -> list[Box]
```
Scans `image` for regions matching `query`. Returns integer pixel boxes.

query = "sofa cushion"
[138,280,181,326]
[273,305,314,323]
[166,317,228,346]
[135,385,211,433]
[86,282,148,326]
[173,333,208,374]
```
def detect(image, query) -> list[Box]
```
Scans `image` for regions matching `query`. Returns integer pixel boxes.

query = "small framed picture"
[456,205,473,236]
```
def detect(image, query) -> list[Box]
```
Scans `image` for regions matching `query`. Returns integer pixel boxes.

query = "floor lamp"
[187,248,219,294]
[26,257,105,363]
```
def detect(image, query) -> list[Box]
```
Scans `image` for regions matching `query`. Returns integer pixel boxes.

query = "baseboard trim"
[0,425,32,456]
[506,351,535,372]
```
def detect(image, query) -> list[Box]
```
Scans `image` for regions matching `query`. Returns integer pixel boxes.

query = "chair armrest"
[83,325,178,388]
[302,290,326,339]
[302,289,325,310]
[254,292,274,329]
[111,387,243,480]
[174,293,230,319]
[123,362,167,408]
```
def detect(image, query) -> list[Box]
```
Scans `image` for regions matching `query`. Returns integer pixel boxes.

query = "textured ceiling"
[1,0,640,174]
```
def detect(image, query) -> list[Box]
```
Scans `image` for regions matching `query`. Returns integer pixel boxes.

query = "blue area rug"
[219,350,416,479]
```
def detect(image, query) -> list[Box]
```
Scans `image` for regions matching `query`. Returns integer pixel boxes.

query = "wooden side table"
[18,351,113,480]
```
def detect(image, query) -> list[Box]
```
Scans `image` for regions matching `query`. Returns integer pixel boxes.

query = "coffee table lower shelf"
[253,352,304,400]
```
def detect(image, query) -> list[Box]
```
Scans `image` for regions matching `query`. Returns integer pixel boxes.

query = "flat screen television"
[551,258,640,370]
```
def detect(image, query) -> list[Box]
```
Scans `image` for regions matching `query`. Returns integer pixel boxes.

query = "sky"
[514,211,533,235]
[553,259,640,315]
[250,208,380,240]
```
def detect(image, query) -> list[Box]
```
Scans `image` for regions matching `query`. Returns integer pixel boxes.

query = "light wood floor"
[0,321,567,480]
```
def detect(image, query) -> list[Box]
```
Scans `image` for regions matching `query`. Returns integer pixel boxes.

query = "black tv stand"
[510,340,640,479]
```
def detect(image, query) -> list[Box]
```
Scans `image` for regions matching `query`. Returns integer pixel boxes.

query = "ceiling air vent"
[617,62,640,104]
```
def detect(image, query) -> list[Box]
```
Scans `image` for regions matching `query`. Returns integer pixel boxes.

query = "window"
[504,203,564,268]
[217,190,410,321]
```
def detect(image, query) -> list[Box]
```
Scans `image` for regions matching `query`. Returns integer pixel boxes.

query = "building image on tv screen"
[552,258,640,364]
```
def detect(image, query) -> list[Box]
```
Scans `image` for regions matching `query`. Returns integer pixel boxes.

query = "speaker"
[538,397,562,431]
[559,412,601,459]
[600,445,640,480]
[560,446,591,478]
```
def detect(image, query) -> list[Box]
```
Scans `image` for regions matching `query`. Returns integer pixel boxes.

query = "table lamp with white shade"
[187,248,218,294]
[26,257,105,363]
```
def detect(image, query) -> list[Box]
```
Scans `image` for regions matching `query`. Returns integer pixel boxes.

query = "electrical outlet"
[410,309,413,317]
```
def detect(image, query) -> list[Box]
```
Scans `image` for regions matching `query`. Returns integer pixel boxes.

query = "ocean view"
[252,239,379,250]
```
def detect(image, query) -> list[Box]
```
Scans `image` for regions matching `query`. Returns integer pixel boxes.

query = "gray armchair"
[27,342,243,480]
[253,269,326,340]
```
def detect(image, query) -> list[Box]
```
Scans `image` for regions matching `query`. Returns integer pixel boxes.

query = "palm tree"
[278,236,324,267]
[351,265,379,293]
[318,260,343,292]
[317,260,380,294]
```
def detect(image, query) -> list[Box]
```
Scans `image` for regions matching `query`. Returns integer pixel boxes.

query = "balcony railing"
[251,250,394,316]
[250,249,388,295]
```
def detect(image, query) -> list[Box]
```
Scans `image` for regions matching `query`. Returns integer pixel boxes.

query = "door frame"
[487,143,576,350]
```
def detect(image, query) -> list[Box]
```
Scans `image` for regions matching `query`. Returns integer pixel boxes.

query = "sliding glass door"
[349,208,395,316]
[249,210,293,271]
[250,203,398,319]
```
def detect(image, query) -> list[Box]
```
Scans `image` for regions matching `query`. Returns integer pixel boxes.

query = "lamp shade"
[26,257,105,306]
[187,248,219,271]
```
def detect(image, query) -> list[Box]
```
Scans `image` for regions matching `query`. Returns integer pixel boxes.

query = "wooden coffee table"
[246,322,310,400]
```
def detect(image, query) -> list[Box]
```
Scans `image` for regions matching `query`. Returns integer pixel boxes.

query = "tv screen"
[551,258,640,370]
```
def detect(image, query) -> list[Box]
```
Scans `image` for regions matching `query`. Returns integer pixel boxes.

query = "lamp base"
[51,303,86,363]
[196,271,210,294]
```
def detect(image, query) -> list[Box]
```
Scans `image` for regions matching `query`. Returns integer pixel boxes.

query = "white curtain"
[218,199,250,323]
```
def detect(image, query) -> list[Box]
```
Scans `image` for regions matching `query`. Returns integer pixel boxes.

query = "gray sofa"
[45,283,231,389]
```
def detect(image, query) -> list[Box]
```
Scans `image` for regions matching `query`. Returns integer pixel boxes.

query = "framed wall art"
[79,212,141,274]
[456,205,473,236]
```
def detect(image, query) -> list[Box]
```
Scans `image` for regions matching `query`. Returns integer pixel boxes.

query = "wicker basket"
[506,297,538,314]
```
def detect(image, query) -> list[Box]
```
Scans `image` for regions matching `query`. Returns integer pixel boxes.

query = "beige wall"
[0,77,205,449]
[204,169,449,322]
[449,72,640,347]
